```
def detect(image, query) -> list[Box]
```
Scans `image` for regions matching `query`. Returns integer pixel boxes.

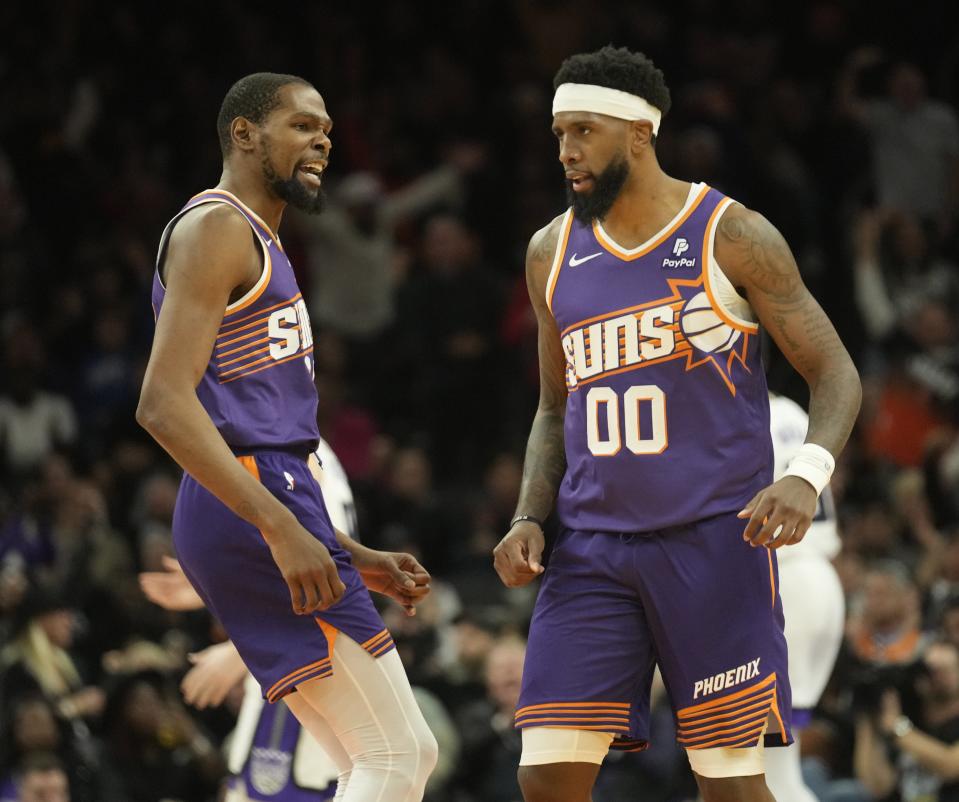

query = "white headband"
[552,82,662,135]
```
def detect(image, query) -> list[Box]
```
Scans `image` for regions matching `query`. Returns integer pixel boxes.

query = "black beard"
[261,147,327,215]
[566,154,630,224]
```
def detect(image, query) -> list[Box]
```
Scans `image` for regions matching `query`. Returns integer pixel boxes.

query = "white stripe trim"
[154,198,271,304]
[705,198,759,332]
[594,182,704,256]
[544,209,573,312]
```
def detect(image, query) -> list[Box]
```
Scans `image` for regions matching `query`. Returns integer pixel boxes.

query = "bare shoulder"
[165,202,260,292]
[714,203,801,301]
[525,212,567,297]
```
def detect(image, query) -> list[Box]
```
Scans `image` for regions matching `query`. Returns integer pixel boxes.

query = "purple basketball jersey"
[152,189,320,453]
[547,183,772,533]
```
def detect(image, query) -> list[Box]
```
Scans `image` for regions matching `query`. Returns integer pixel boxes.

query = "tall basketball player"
[492,47,861,802]
[141,441,361,802]
[137,73,437,802]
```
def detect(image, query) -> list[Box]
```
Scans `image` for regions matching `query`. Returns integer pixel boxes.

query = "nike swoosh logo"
[569,252,602,267]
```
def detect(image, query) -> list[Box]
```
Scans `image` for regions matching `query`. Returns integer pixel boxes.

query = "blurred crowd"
[1,1,959,800]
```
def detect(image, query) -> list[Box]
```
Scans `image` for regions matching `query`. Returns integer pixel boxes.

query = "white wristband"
[783,443,835,497]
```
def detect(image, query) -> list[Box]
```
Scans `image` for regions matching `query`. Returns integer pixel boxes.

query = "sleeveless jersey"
[152,189,320,454]
[547,183,772,533]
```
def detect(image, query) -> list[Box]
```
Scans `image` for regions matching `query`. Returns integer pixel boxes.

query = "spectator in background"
[854,640,959,802]
[453,636,526,802]
[839,49,959,239]
[0,328,77,483]
[2,752,71,802]
[846,561,930,667]
[0,588,105,728]
[101,671,223,802]
[0,695,111,802]
[395,213,505,478]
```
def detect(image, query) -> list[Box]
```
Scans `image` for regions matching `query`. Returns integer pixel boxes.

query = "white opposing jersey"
[309,439,358,539]
[769,394,841,561]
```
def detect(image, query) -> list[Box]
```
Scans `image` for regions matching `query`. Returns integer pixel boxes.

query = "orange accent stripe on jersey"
[217,344,272,369]
[219,293,302,332]
[267,661,334,702]
[217,326,299,366]
[218,346,314,385]
[676,694,774,730]
[316,618,339,657]
[370,639,396,658]
[701,199,760,334]
[516,716,630,727]
[216,335,272,359]
[770,690,789,744]
[516,724,620,732]
[767,549,776,608]
[361,629,390,651]
[681,724,766,750]
[679,715,768,744]
[237,455,261,481]
[215,326,270,350]
[362,629,391,649]
[265,657,333,700]
[218,353,274,378]
[559,281,701,338]
[516,701,630,715]
[677,673,777,719]
[546,210,574,313]
[225,246,272,315]
[592,183,710,261]
[678,707,770,738]
[568,350,689,392]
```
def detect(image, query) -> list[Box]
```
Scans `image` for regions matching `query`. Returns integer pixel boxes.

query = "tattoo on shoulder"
[718,210,800,301]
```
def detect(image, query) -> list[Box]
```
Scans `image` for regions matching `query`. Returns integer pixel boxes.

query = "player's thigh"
[518,759,603,802]
[694,771,774,802]
[294,634,437,765]
[517,530,656,741]
[637,514,792,750]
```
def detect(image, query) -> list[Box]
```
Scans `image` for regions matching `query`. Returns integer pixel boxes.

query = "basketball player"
[492,47,861,802]
[140,441,358,802]
[137,73,437,802]
[763,394,845,802]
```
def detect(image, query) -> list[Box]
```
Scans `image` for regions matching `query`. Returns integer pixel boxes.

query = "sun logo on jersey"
[561,278,752,396]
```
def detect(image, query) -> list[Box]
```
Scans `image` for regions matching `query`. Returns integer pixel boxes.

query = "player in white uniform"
[763,394,846,802]
[141,441,361,801]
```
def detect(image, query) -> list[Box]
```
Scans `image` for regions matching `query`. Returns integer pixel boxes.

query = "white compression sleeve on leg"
[288,633,438,802]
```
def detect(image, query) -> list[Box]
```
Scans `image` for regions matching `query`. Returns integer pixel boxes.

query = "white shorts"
[777,556,844,709]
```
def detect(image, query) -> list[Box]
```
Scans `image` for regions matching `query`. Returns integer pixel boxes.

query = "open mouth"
[297,161,326,188]
[566,172,593,192]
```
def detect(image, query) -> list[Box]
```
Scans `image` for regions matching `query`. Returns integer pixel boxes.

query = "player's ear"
[231,117,257,153]
[629,120,654,154]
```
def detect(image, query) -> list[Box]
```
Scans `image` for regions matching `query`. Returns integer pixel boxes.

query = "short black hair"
[217,72,312,157]
[553,46,672,119]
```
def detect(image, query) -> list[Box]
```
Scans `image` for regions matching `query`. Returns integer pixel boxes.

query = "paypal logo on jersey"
[662,237,696,269]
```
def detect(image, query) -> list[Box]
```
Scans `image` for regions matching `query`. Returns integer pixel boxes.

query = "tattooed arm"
[493,216,568,587]
[714,204,862,547]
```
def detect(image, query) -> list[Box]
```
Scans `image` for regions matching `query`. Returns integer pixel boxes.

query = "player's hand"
[139,556,205,611]
[352,547,431,616]
[493,522,545,587]
[266,525,346,615]
[181,641,248,709]
[738,476,818,549]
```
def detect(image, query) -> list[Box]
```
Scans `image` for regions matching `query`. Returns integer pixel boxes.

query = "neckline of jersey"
[591,182,709,261]
[192,187,284,247]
